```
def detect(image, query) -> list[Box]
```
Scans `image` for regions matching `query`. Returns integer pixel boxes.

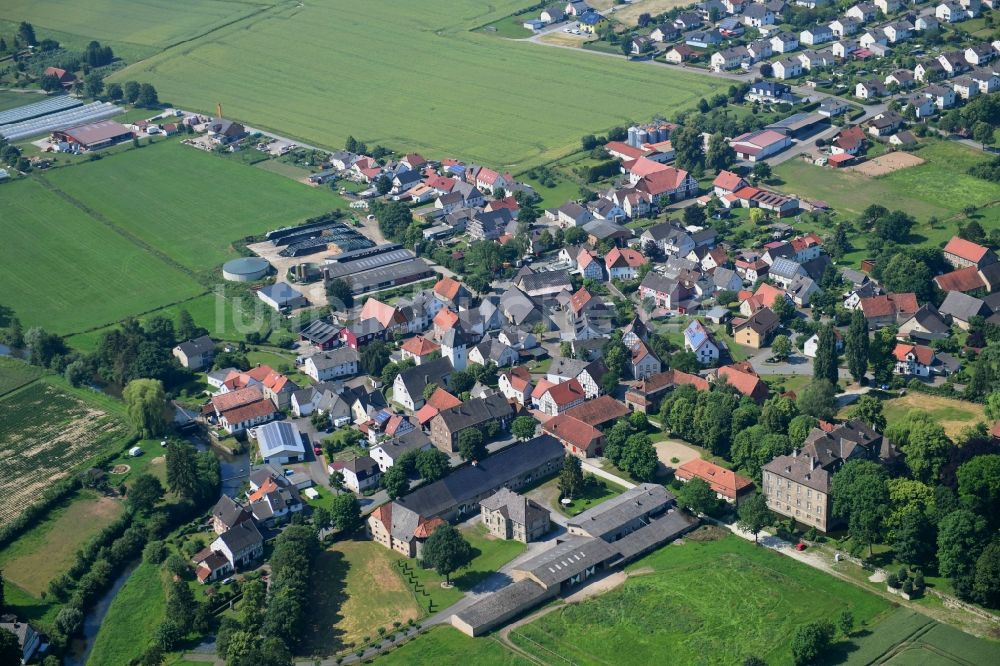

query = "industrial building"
[51,120,134,151]
[223,256,270,282]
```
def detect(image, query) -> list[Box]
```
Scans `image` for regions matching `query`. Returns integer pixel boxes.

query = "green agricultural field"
[0,177,205,334]
[0,378,132,528]
[838,608,1000,666]
[0,0,266,49]
[0,357,44,397]
[86,561,167,666]
[42,140,345,273]
[372,627,530,666]
[110,0,724,168]
[510,533,891,666]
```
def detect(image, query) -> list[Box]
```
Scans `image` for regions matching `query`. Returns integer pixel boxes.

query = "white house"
[800,25,834,45]
[684,319,720,365]
[773,58,804,79]
[303,347,359,382]
[770,33,800,53]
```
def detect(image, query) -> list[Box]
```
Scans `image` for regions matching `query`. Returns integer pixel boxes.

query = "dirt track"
[849,151,925,176]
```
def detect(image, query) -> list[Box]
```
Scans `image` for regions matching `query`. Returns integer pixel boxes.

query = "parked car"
[795,543,807,551]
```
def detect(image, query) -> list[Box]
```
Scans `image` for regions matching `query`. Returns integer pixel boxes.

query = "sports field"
[0,177,204,334]
[42,141,342,272]
[109,0,724,167]
[509,533,891,665]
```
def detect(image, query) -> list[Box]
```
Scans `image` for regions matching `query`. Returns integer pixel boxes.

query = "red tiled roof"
[859,292,918,318]
[503,366,532,392]
[248,477,278,503]
[625,156,670,178]
[569,287,594,313]
[894,343,935,366]
[221,398,277,424]
[361,298,403,328]
[433,308,459,330]
[717,365,769,402]
[413,516,445,539]
[434,277,465,300]
[606,141,646,160]
[637,166,691,195]
[531,378,555,399]
[751,283,786,308]
[605,247,647,270]
[211,386,265,413]
[944,236,990,263]
[712,170,745,192]
[676,458,753,500]
[427,387,462,410]
[415,404,439,425]
[544,379,585,406]
[934,266,987,293]
[564,395,630,426]
[401,335,440,356]
[542,414,603,454]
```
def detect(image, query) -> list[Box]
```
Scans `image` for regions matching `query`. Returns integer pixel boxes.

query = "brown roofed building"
[943,236,997,269]
[732,307,779,349]
[715,364,770,403]
[859,292,919,328]
[564,395,631,427]
[542,413,605,458]
[52,120,134,151]
[624,369,709,413]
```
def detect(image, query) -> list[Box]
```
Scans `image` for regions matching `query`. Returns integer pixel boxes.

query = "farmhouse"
[676,459,754,504]
[943,236,997,268]
[542,413,605,458]
[730,129,792,161]
[52,120,133,151]
[172,335,215,370]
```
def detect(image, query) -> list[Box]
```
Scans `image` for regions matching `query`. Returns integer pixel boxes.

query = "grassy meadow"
[110,0,724,168]
[837,392,987,440]
[509,532,892,666]
[0,176,205,335]
[372,627,531,666]
[42,140,342,273]
[0,357,45,397]
[86,561,167,666]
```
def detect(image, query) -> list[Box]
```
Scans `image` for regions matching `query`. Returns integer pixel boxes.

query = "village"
[2,3,1000,665]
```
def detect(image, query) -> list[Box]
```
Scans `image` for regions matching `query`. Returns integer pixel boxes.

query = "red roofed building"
[716,364,770,403]
[893,343,936,377]
[538,379,586,416]
[530,378,556,409]
[676,459,755,504]
[577,248,605,281]
[633,166,699,202]
[401,335,441,365]
[740,283,787,316]
[367,503,444,558]
[943,236,997,269]
[564,395,631,427]
[933,265,988,293]
[415,388,463,426]
[624,369,709,413]
[499,366,534,405]
[433,277,470,305]
[831,125,866,155]
[606,140,648,161]
[730,129,792,162]
[624,156,670,182]
[44,66,76,84]
[217,398,279,434]
[361,298,408,332]
[712,170,748,196]
[542,414,605,458]
[433,308,459,337]
[859,292,919,328]
[568,287,595,315]
[605,247,648,280]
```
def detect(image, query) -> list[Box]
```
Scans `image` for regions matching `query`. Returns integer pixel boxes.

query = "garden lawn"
[86,561,167,666]
[42,140,344,273]
[452,524,527,589]
[510,533,891,666]
[372,626,529,666]
[0,357,44,397]
[772,140,1000,258]
[299,540,422,656]
[556,477,629,517]
[111,0,724,168]
[0,490,123,596]
[0,177,204,335]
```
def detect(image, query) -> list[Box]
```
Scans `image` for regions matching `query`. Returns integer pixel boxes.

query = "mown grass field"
[0,357,44,397]
[0,176,205,334]
[373,627,531,666]
[43,140,343,273]
[86,561,167,666]
[773,140,1000,264]
[111,0,724,167]
[0,377,132,528]
[0,490,123,596]
[837,392,987,440]
[509,533,891,666]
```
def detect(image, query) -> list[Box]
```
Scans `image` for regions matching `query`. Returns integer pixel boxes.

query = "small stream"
[62,418,249,665]
[62,561,138,666]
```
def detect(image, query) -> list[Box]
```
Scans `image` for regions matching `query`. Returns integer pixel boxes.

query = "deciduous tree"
[736,493,771,543]
[123,378,166,438]
[422,524,473,584]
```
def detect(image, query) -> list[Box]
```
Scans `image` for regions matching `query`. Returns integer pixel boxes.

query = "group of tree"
[603,413,658,481]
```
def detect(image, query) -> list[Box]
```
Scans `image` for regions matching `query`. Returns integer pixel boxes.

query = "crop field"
[841,608,1000,665]
[0,357,45,397]
[43,140,342,272]
[0,0,268,50]
[0,379,131,528]
[0,177,204,335]
[509,533,891,666]
[111,0,724,168]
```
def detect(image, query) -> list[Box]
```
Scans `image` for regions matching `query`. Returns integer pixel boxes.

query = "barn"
[52,120,134,151]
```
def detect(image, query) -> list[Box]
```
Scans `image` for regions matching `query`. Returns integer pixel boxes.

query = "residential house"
[211,495,253,535]
[499,367,534,405]
[915,60,945,82]
[651,24,681,41]
[211,520,264,570]
[538,379,587,416]
[732,307,780,349]
[392,356,453,410]
[480,488,551,543]
[885,69,915,89]
[924,84,957,109]
[882,21,912,43]
[337,455,382,492]
[172,335,215,370]
[630,340,662,379]
[429,394,513,452]
[856,79,888,98]
[893,343,937,377]
[773,57,804,79]
[400,335,441,365]
[867,111,903,136]
[684,319,721,365]
[953,76,979,100]
[915,15,940,31]
[845,3,877,23]
[829,18,861,37]
[743,4,776,26]
[965,43,995,66]
[0,618,41,664]
[716,363,770,403]
[665,44,698,63]
[801,24,834,45]
[770,32,800,53]
[902,93,936,118]
[712,46,751,71]
[939,291,990,329]
[859,292,919,328]
[803,329,843,357]
[605,247,647,280]
[303,347,359,382]
[746,39,775,62]
[898,304,951,342]
[370,430,433,472]
[542,413,605,459]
